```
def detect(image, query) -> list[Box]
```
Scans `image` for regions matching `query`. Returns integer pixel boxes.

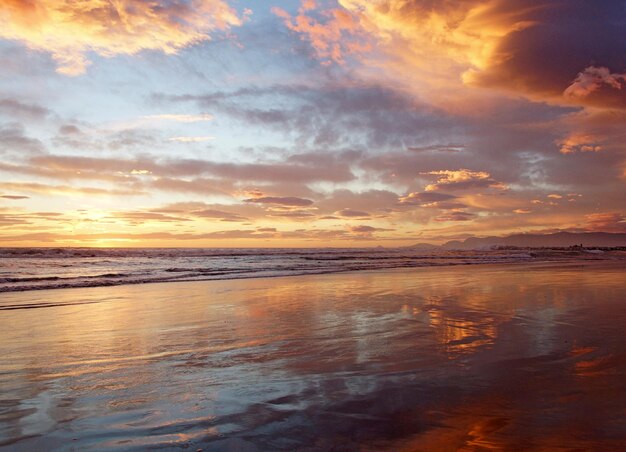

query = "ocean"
[0,246,620,292]
[2,261,626,449]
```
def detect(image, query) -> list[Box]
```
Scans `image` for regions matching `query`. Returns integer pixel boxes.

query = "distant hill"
[441,232,626,250]
[404,242,440,250]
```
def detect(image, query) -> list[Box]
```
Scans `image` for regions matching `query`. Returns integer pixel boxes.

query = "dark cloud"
[435,211,476,222]
[154,83,455,148]
[10,153,354,195]
[349,225,377,233]
[151,202,260,221]
[0,99,50,120]
[0,123,44,154]
[1,194,29,200]
[268,210,316,219]
[335,208,370,218]
[316,189,399,215]
[58,124,82,135]
[347,224,394,239]
[407,144,465,153]
[468,0,626,109]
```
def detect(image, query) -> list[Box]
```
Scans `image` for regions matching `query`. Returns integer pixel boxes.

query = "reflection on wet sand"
[1,262,625,450]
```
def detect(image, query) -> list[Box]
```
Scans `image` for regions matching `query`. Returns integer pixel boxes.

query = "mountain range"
[408,232,626,250]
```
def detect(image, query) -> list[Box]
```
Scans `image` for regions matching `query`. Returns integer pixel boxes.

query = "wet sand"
[1,261,625,450]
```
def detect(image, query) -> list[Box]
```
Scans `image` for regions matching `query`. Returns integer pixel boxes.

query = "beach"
[1,261,625,450]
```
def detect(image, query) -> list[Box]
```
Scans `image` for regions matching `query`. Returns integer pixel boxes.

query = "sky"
[0,0,624,247]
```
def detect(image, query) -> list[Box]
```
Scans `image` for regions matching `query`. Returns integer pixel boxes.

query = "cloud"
[335,208,370,218]
[347,224,394,239]
[58,124,82,135]
[191,209,248,222]
[156,83,450,148]
[274,0,536,108]
[564,66,626,99]
[151,177,229,196]
[0,213,30,227]
[0,229,276,243]
[142,114,214,122]
[243,196,314,207]
[52,127,157,152]
[316,189,399,215]
[349,225,377,233]
[0,99,50,120]
[1,194,29,200]
[150,202,254,222]
[557,133,603,155]
[168,136,215,142]
[268,210,316,219]
[18,152,354,186]
[0,123,44,154]
[0,225,404,244]
[585,212,626,232]
[398,192,457,206]
[407,144,465,153]
[434,211,476,222]
[272,1,370,65]
[424,169,507,191]
[0,182,142,197]
[0,210,68,228]
[0,0,244,75]
[276,1,626,116]
[112,211,191,224]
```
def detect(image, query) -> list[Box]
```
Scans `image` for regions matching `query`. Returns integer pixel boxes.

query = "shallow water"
[1,262,625,450]
[2,246,620,292]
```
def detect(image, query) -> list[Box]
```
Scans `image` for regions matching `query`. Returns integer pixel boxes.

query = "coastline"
[2,249,624,294]
[1,258,624,309]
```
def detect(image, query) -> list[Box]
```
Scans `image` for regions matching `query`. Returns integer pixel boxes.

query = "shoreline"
[2,253,624,295]
[2,259,625,310]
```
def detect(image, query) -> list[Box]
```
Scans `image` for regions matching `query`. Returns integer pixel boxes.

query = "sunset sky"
[0,0,624,247]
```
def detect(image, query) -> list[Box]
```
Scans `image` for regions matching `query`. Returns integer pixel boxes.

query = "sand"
[1,261,625,450]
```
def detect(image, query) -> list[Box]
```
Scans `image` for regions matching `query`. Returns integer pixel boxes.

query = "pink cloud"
[564,66,626,98]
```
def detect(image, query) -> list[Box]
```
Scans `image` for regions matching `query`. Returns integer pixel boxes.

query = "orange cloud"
[423,169,507,192]
[275,0,536,108]
[276,1,626,125]
[557,133,602,155]
[0,0,244,75]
